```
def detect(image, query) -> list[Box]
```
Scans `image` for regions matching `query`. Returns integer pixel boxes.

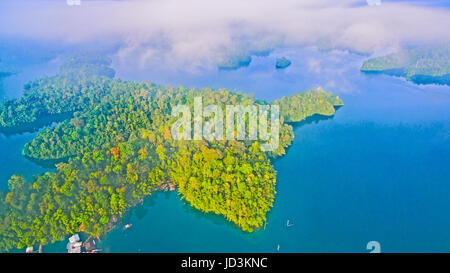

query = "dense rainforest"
[0,55,343,251]
[360,47,450,85]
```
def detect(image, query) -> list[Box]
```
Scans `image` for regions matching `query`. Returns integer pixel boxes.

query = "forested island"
[0,55,343,252]
[216,46,274,70]
[217,53,252,70]
[361,47,450,85]
[275,57,291,69]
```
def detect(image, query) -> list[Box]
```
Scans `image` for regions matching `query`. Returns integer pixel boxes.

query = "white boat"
[286,219,294,227]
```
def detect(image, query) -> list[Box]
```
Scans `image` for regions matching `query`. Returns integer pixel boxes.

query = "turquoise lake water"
[1,47,450,252]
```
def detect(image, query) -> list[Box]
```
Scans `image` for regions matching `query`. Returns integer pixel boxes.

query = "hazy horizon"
[1,0,449,73]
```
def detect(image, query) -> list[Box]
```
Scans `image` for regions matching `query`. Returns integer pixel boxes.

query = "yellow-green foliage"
[276,87,343,122]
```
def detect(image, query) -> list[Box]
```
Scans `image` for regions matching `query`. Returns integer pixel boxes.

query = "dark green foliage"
[59,54,116,79]
[217,52,252,70]
[276,87,343,122]
[0,55,115,127]
[275,57,291,69]
[361,47,450,85]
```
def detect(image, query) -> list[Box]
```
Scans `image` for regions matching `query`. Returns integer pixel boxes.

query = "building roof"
[69,234,80,243]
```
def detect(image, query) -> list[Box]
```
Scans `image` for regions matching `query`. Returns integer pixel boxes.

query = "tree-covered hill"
[361,47,450,86]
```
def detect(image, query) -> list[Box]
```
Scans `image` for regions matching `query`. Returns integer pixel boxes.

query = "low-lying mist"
[0,0,449,72]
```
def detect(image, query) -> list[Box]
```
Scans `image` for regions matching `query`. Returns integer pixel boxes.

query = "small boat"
[264,220,267,230]
[124,224,132,230]
[286,219,294,227]
[277,244,280,252]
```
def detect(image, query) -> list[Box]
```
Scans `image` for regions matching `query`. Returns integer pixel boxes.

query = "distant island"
[217,53,252,70]
[275,57,291,69]
[0,60,13,96]
[217,45,275,70]
[361,47,450,86]
[0,71,12,79]
[0,55,343,252]
[0,59,14,80]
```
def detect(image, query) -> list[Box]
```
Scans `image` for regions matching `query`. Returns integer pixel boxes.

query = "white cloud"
[307,58,321,74]
[367,0,382,6]
[0,0,449,71]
